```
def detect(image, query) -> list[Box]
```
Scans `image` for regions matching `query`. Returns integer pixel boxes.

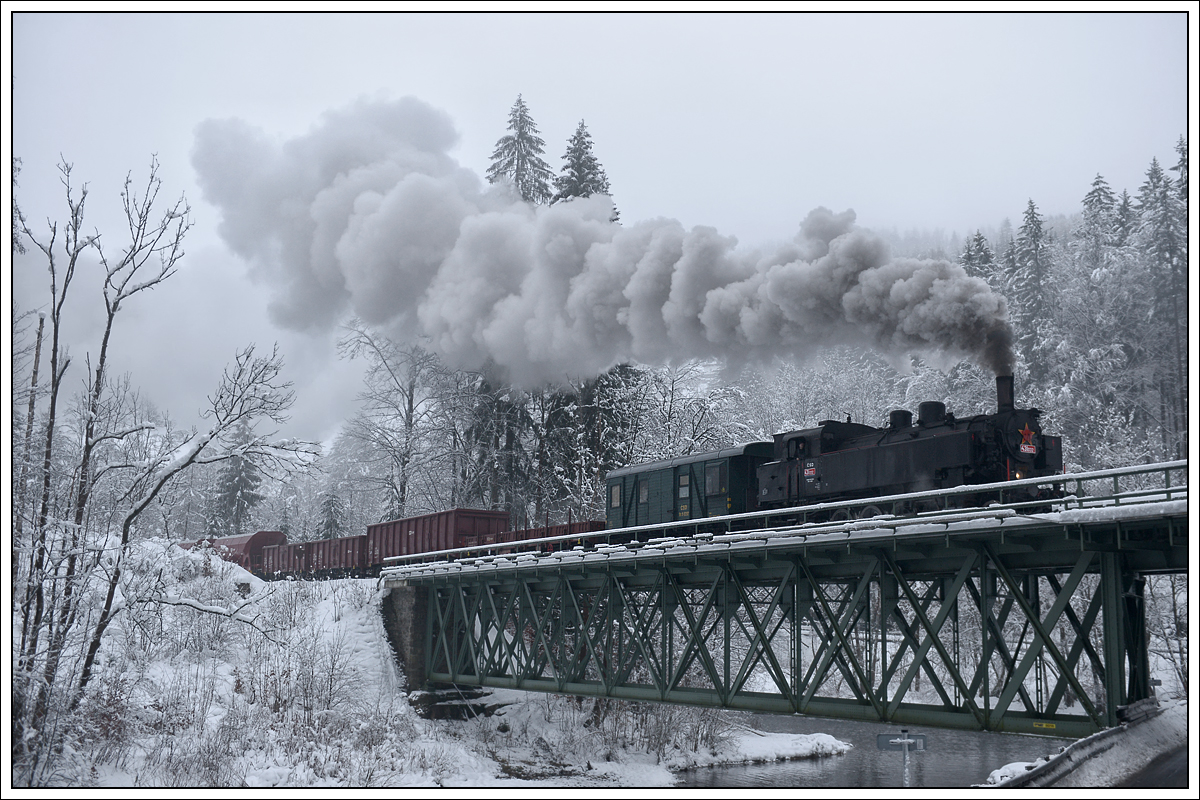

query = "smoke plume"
[193,97,1015,386]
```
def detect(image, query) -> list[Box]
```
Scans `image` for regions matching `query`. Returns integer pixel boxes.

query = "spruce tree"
[958,231,995,280]
[1008,200,1052,380]
[1137,155,1187,457]
[486,95,555,205]
[1077,174,1116,272]
[552,120,619,220]
[209,420,265,537]
[1114,190,1136,247]
[318,490,345,540]
[1082,173,1116,226]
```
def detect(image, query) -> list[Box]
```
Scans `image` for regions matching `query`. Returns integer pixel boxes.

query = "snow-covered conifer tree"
[485,95,555,205]
[1136,156,1187,457]
[958,231,995,281]
[552,120,617,218]
[1008,199,1052,379]
[318,489,346,539]
[210,419,266,536]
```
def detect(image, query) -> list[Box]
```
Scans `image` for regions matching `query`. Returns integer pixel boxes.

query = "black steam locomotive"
[605,376,1062,527]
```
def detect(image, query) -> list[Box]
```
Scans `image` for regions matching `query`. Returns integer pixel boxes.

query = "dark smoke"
[193,97,1017,386]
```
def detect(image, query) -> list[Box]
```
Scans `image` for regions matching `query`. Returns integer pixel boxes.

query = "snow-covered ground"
[23,538,1185,790]
[980,697,1188,788]
[38,540,850,788]
[460,690,851,787]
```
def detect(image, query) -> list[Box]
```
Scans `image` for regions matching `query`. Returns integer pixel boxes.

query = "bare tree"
[15,160,95,749]
[73,343,318,708]
[27,158,193,745]
[339,322,439,521]
[10,157,319,785]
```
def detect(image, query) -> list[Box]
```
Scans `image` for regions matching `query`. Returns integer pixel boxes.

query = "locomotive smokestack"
[997,375,1015,412]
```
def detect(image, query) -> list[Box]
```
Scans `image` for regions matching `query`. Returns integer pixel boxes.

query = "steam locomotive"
[605,375,1062,527]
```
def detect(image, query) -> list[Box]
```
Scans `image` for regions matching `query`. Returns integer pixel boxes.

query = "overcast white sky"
[7,10,1194,444]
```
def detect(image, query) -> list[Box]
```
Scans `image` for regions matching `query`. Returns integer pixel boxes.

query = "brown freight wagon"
[489,519,607,553]
[179,530,287,575]
[262,541,309,577]
[367,508,510,566]
[306,535,368,577]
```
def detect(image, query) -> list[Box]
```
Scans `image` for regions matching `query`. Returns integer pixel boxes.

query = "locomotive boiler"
[756,375,1062,516]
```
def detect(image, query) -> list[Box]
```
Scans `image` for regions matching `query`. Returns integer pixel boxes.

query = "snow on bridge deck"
[383,496,1187,583]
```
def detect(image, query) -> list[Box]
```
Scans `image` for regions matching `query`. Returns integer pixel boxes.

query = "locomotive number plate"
[804,467,816,477]
[1020,444,1036,454]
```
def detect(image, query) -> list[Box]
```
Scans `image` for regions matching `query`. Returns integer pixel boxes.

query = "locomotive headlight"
[1014,470,1025,480]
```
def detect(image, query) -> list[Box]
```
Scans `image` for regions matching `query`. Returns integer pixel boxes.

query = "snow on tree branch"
[133,587,283,644]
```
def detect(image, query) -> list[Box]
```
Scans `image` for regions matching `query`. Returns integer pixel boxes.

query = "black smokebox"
[996,375,1015,412]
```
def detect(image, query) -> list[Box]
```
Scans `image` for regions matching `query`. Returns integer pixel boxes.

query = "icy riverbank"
[979,698,1188,788]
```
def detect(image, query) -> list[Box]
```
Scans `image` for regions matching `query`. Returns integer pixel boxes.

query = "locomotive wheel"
[830,509,851,522]
[859,504,884,519]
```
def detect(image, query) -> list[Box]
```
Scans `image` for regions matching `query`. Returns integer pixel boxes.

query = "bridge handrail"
[380,460,1187,568]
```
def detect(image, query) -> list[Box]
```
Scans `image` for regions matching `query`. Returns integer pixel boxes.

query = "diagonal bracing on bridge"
[389,463,1187,738]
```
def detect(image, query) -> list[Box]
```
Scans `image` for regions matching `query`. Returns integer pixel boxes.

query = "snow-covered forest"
[10,121,1188,787]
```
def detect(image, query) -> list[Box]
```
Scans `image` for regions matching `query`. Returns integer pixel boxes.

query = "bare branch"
[94,155,193,314]
[131,589,283,644]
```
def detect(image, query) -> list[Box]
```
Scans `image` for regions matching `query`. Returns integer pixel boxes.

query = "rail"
[380,460,1187,570]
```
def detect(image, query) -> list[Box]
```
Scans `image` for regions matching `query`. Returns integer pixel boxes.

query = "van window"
[638,481,649,504]
[610,484,621,508]
[705,462,727,495]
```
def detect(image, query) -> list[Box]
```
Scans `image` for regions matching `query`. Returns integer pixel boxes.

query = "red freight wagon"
[261,543,285,576]
[489,520,607,553]
[262,541,310,577]
[367,508,510,564]
[307,535,368,577]
[180,530,287,574]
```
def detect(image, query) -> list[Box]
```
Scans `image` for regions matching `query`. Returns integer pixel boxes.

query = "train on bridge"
[185,375,1063,578]
[606,374,1063,526]
[179,510,607,580]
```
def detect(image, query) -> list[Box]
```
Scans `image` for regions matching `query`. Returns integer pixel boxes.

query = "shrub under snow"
[31,538,848,788]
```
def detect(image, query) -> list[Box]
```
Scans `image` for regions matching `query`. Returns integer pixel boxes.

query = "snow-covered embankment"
[979,698,1187,787]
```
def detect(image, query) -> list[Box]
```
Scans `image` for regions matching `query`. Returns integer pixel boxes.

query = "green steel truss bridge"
[383,462,1188,738]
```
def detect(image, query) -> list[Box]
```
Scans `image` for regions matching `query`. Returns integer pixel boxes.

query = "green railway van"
[605,442,774,529]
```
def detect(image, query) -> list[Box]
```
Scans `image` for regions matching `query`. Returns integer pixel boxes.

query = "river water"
[675,712,1074,788]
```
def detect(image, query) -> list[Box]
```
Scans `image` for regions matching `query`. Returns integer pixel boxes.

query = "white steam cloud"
[193,97,1014,387]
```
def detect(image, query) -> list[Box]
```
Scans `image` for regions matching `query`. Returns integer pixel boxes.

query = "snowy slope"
[56,539,849,788]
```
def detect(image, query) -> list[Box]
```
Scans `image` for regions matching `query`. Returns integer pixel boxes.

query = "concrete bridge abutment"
[380,583,429,692]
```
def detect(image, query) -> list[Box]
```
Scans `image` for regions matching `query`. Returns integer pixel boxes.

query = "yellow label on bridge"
[1032,722,1056,729]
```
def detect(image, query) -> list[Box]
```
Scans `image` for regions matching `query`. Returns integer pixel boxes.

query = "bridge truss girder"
[414,513,1182,738]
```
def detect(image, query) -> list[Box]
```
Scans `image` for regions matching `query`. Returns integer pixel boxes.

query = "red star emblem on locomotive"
[1019,424,1036,445]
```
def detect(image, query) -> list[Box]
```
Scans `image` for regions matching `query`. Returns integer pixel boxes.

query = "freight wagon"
[366,508,511,565]
[178,530,287,574]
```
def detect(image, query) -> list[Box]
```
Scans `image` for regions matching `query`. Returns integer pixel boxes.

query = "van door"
[675,468,691,520]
